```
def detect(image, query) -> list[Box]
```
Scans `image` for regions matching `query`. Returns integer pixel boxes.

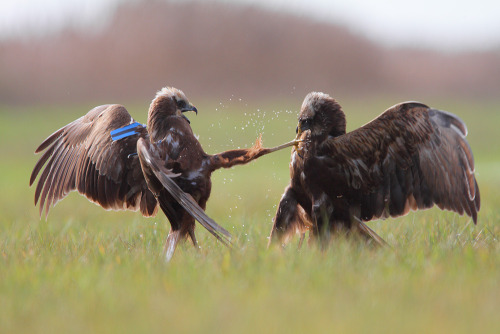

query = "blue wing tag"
[110,122,144,141]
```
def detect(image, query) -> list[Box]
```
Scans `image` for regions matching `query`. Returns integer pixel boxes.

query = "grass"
[1,97,499,333]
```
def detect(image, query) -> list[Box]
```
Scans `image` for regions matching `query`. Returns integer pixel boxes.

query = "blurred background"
[0,0,499,105]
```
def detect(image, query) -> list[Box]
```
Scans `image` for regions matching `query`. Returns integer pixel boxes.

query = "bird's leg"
[164,229,181,262]
[210,135,301,170]
[188,228,200,250]
[311,194,334,249]
[268,186,308,248]
[264,138,304,154]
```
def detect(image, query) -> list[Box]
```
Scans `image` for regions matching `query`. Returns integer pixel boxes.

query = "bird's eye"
[300,119,312,130]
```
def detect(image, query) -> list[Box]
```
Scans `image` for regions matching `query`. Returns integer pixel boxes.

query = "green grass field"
[1,97,499,333]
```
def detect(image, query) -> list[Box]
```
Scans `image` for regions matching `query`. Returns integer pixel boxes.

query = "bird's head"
[296,92,346,140]
[148,87,198,126]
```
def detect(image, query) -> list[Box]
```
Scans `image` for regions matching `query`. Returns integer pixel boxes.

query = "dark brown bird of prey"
[30,87,295,260]
[268,92,480,247]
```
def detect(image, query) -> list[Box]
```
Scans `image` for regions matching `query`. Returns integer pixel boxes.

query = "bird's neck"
[148,120,168,143]
[147,107,175,142]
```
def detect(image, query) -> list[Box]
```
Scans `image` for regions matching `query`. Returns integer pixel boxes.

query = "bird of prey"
[30,87,296,260]
[268,92,480,247]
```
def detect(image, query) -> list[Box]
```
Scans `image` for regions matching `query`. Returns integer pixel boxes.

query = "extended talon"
[253,134,263,149]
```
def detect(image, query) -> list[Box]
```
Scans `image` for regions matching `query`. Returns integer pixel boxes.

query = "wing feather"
[34,128,65,154]
[46,144,73,208]
[59,146,79,199]
[30,104,158,218]
[33,149,55,207]
[52,145,73,201]
[317,102,480,223]
[30,144,55,186]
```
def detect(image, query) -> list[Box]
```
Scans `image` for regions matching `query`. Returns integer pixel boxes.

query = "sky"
[1,0,499,51]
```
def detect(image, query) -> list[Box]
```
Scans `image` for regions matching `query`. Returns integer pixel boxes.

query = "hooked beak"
[181,105,198,115]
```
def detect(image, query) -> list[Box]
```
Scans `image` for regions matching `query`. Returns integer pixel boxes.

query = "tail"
[137,142,232,248]
[353,216,390,248]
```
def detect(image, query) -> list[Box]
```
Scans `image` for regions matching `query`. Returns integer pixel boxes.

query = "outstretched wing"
[30,104,158,218]
[136,139,232,247]
[315,102,480,223]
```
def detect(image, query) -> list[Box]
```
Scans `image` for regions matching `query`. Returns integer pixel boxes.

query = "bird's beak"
[181,105,198,115]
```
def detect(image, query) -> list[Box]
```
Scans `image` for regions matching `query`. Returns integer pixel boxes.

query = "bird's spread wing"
[30,104,158,218]
[137,139,232,247]
[315,102,480,222]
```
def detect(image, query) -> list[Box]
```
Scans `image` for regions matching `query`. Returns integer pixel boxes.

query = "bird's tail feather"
[138,142,233,247]
[353,216,389,247]
[152,168,233,248]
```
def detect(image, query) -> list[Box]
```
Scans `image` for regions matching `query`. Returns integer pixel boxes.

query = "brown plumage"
[269,92,480,247]
[30,87,295,260]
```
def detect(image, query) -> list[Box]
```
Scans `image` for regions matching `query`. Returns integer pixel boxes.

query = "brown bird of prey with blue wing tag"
[30,87,297,261]
[269,92,480,248]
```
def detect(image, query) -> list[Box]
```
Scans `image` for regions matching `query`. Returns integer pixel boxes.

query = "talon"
[253,134,263,149]
[292,138,307,158]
